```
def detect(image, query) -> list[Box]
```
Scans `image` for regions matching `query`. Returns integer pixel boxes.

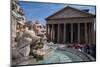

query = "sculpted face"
[16,23,25,32]
[33,23,42,34]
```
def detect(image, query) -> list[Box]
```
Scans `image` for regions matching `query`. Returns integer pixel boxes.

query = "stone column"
[48,24,50,35]
[48,25,51,38]
[78,23,80,43]
[63,23,66,43]
[46,24,48,35]
[53,25,55,41]
[91,19,95,44]
[71,23,73,43]
[57,24,60,43]
[94,18,96,31]
[93,18,96,44]
[47,24,50,41]
[49,25,52,41]
[51,25,53,41]
[85,23,88,43]
[52,24,54,41]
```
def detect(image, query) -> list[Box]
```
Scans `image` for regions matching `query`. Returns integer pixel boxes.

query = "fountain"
[12,22,95,66]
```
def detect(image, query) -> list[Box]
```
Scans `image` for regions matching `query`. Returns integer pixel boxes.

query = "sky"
[19,1,96,25]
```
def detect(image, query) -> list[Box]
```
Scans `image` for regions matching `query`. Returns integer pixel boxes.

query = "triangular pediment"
[46,6,94,20]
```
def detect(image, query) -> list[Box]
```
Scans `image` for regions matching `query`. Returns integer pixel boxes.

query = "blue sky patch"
[19,1,96,25]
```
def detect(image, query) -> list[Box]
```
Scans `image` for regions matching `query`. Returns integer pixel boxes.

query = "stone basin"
[16,47,95,66]
[33,48,94,64]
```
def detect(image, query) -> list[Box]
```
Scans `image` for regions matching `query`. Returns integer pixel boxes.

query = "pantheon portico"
[46,6,96,44]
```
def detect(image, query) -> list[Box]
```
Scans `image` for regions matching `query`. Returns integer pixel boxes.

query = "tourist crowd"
[67,43,96,59]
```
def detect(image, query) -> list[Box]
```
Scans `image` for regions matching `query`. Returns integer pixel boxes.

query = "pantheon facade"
[46,6,96,44]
